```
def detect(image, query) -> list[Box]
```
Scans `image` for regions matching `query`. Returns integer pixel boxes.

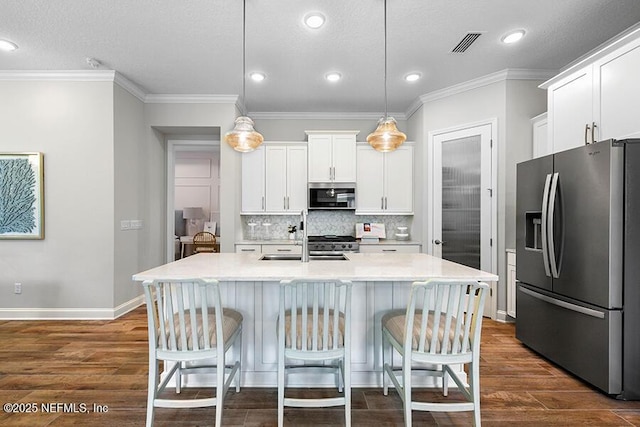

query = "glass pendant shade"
[224,116,264,152]
[366,117,406,152]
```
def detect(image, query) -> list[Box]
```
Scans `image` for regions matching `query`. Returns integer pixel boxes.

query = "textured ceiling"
[1,0,640,115]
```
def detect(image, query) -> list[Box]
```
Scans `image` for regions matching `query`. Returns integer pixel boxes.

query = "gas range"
[308,235,359,254]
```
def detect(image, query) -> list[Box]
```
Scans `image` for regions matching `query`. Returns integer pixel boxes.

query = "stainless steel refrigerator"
[516,138,640,400]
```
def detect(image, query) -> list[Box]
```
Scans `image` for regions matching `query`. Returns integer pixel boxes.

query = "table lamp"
[182,207,203,236]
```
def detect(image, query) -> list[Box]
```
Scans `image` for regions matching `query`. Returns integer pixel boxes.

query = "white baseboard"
[114,294,145,318]
[0,295,145,320]
[495,309,511,323]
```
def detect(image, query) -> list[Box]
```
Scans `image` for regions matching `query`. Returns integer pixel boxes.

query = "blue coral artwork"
[0,153,44,239]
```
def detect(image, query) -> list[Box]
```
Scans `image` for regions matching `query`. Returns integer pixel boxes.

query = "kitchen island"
[133,252,498,387]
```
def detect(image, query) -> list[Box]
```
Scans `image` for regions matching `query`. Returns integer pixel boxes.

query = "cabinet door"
[235,244,261,253]
[384,146,413,213]
[286,146,308,211]
[265,146,287,212]
[548,67,593,152]
[332,134,357,182]
[307,134,332,182]
[532,113,549,159]
[596,39,640,140]
[356,145,384,212]
[241,146,265,212]
[261,245,302,255]
[507,251,517,318]
[360,244,420,253]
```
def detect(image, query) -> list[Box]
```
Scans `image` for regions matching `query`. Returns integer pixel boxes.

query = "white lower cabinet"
[235,244,301,254]
[261,244,301,255]
[507,251,517,318]
[235,244,262,253]
[359,244,421,254]
[183,279,465,387]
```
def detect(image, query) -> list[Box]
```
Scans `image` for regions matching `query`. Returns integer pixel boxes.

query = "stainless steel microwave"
[308,182,356,210]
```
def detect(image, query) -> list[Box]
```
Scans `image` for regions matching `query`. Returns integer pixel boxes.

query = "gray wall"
[114,84,146,307]
[0,80,116,315]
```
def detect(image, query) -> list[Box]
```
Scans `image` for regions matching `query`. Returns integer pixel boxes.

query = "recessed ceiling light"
[304,13,325,29]
[325,72,341,82]
[404,73,421,82]
[0,39,18,52]
[250,72,266,82]
[502,29,525,44]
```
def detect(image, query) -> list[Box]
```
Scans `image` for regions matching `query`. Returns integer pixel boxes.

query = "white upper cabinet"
[242,142,307,214]
[547,67,594,152]
[595,36,640,141]
[356,143,414,214]
[306,131,358,182]
[543,29,640,153]
[241,146,266,213]
[531,112,549,158]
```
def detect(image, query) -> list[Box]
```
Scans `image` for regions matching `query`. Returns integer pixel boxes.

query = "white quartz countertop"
[133,253,498,283]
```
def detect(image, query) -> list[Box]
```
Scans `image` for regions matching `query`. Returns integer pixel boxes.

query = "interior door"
[432,124,492,272]
[432,123,494,316]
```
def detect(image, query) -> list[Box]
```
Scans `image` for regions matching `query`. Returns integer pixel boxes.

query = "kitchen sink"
[259,254,349,261]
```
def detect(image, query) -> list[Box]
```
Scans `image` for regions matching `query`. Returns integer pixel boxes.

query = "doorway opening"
[166,139,220,263]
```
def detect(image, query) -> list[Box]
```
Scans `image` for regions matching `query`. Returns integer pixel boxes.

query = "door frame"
[166,139,218,263]
[426,119,498,318]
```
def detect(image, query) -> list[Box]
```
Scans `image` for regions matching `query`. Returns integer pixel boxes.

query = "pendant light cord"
[384,0,388,119]
[242,0,247,116]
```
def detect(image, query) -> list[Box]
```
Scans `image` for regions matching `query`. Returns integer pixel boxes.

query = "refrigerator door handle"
[540,173,553,277]
[520,286,605,319]
[548,172,560,278]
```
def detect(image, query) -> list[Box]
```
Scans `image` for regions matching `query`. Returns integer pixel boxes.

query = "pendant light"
[366,0,406,152]
[224,0,264,152]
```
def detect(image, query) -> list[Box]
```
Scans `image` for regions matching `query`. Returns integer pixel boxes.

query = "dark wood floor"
[0,306,639,426]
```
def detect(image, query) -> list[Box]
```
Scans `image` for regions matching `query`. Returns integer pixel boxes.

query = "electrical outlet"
[14,283,22,294]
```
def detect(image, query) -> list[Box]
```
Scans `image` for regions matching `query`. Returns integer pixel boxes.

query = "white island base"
[132,253,498,388]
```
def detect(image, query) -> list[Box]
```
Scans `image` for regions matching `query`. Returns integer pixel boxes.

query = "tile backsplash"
[241,211,413,240]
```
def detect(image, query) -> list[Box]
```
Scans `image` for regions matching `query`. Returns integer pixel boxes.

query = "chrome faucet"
[300,210,309,262]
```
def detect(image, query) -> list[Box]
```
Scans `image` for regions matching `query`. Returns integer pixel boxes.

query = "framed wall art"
[0,152,44,239]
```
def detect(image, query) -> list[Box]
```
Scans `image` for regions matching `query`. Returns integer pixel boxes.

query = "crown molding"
[114,72,146,102]
[0,70,149,103]
[249,111,407,121]
[0,70,116,81]
[144,94,238,104]
[405,68,557,118]
[540,22,640,89]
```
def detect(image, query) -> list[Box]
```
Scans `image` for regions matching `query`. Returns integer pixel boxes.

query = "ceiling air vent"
[451,32,482,53]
